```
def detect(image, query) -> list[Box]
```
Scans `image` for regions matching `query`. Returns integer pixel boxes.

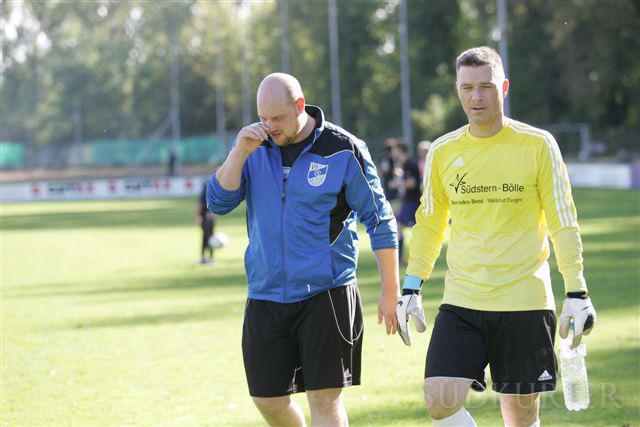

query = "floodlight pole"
[73,99,83,147]
[214,14,227,152]
[280,1,291,73]
[399,0,413,151]
[241,32,251,125]
[497,0,511,117]
[170,26,182,176]
[238,1,252,126]
[328,0,342,126]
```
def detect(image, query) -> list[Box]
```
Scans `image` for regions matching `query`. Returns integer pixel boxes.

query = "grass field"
[1,188,639,426]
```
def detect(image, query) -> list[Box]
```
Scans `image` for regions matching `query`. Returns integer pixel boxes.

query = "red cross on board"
[185,178,193,189]
[31,185,40,196]
[108,181,117,192]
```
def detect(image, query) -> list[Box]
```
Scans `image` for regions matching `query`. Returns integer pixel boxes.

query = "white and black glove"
[396,276,427,346]
[559,292,596,349]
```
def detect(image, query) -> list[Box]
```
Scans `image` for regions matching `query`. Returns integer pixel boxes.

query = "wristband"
[567,291,587,299]
[402,275,423,292]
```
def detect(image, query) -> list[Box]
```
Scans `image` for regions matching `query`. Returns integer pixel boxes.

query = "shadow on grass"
[573,188,639,219]
[536,344,640,425]
[3,268,249,300]
[348,403,427,426]
[0,199,248,231]
[348,344,638,426]
[1,208,187,231]
[587,345,640,386]
[69,299,246,330]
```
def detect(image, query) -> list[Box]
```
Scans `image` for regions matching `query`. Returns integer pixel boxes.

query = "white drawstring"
[327,285,364,346]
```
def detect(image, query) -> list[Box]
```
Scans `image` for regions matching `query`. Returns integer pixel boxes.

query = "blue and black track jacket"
[207,105,397,303]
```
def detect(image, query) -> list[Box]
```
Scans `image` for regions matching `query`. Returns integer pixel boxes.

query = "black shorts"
[425,304,557,395]
[242,284,363,397]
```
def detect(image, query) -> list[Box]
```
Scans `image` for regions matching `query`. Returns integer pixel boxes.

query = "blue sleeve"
[206,167,247,215]
[344,142,398,250]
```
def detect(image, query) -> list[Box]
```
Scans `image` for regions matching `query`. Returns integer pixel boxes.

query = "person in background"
[396,46,596,427]
[393,140,422,265]
[379,137,401,203]
[417,140,431,179]
[196,182,215,264]
[207,73,399,426]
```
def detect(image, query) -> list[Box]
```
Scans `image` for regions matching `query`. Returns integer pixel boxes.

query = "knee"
[423,379,468,420]
[503,410,538,427]
[252,396,291,415]
[423,384,450,419]
[504,415,538,427]
[501,396,539,427]
[425,401,457,420]
[307,389,342,412]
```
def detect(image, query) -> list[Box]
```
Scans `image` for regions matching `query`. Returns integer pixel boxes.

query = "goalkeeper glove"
[559,293,596,349]
[396,276,427,346]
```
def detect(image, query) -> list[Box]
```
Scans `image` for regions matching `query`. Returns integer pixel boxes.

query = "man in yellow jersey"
[395,46,596,427]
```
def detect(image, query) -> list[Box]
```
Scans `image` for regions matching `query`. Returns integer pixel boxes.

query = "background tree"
[1,0,638,162]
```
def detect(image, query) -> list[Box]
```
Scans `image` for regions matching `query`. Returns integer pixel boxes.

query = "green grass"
[1,189,639,426]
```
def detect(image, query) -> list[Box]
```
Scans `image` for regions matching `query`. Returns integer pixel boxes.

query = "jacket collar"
[305,105,325,141]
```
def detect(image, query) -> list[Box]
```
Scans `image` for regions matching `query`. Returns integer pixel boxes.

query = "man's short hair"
[456,46,505,80]
[383,137,398,153]
[417,140,431,152]
[396,140,409,154]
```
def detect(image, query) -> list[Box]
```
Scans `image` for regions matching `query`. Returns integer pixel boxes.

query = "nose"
[470,88,483,101]
[267,119,281,131]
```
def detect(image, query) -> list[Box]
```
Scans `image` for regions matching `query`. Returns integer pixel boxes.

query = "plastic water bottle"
[559,321,590,410]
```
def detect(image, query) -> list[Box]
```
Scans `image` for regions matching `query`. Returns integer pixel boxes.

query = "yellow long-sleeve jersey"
[407,118,588,311]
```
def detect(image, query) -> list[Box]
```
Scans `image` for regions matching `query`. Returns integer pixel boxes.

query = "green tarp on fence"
[89,136,225,166]
[0,142,26,169]
[1,136,225,170]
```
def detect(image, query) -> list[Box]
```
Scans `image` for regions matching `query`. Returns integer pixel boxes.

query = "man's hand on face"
[234,123,269,158]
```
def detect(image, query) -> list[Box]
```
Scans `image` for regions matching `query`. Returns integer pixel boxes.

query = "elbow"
[206,179,243,214]
[371,231,398,251]
[207,202,234,215]
[206,194,237,215]
[368,219,399,250]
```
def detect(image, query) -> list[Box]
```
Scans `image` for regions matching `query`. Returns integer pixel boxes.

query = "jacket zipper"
[280,182,287,303]
[279,131,319,303]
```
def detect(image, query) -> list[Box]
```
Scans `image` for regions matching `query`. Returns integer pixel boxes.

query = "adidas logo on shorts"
[538,370,553,381]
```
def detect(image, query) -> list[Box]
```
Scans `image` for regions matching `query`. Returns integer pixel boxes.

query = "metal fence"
[1,123,637,173]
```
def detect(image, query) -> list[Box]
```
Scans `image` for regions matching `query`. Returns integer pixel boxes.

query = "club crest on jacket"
[308,162,329,186]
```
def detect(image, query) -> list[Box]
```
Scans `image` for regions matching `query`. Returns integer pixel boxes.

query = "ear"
[502,79,510,98]
[295,97,305,114]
